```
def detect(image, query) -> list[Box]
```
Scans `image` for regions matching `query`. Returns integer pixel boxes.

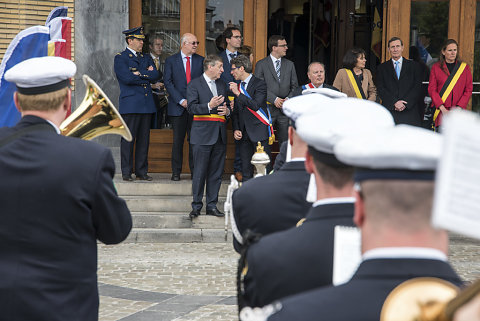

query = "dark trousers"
[191,137,226,211]
[170,112,193,175]
[270,106,288,144]
[233,139,242,173]
[121,113,153,177]
[239,133,271,181]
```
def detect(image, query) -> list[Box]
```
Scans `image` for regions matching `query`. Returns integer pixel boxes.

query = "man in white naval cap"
[231,91,333,254]
[242,125,462,321]
[237,97,395,311]
[0,56,132,321]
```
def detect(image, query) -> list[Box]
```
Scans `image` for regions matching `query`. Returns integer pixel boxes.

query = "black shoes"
[122,174,133,181]
[189,210,200,219]
[136,174,153,181]
[171,174,180,181]
[206,208,225,217]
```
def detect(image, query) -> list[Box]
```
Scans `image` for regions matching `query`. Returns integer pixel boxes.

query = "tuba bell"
[60,75,132,141]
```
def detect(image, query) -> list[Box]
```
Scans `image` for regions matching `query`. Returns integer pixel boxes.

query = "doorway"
[266,0,381,86]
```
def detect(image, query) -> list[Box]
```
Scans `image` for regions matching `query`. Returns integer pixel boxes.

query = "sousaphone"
[60,75,132,141]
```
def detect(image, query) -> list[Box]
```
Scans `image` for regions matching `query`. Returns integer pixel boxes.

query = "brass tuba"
[60,75,132,141]
[381,277,480,321]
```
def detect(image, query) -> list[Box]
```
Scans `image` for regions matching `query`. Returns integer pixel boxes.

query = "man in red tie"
[164,33,205,181]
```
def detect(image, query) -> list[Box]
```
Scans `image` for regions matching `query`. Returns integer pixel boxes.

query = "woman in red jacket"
[428,39,473,129]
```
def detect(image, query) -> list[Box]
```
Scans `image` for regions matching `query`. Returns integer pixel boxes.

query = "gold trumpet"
[381,277,480,321]
[60,75,132,142]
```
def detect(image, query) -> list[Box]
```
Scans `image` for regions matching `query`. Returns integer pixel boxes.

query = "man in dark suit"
[1,56,132,321]
[242,125,462,321]
[149,34,168,129]
[293,62,338,96]
[254,35,298,144]
[114,27,159,181]
[231,96,313,253]
[238,97,395,310]
[219,26,243,181]
[376,36,423,126]
[230,55,271,181]
[187,55,230,218]
[164,33,204,181]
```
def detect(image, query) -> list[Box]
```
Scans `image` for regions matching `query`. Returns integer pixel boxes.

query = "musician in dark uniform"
[241,125,462,321]
[231,94,319,253]
[114,26,159,181]
[0,56,132,321]
[238,97,395,309]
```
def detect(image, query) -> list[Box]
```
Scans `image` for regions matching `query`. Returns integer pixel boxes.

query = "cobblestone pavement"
[98,235,480,321]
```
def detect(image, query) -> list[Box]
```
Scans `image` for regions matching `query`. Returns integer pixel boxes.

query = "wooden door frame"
[129,0,268,64]
[382,0,476,69]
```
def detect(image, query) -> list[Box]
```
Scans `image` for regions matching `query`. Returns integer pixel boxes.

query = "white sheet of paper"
[332,225,362,285]
[432,110,480,240]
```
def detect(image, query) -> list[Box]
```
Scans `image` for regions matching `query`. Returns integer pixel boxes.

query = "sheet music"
[332,226,361,285]
[432,110,480,240]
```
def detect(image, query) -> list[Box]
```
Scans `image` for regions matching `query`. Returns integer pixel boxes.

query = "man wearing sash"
[186,55,230,218]
[241,125,462,321]
[237,97,394,310]
[230,55,272,181]
[293,62,338,96]
[376,37,423,126]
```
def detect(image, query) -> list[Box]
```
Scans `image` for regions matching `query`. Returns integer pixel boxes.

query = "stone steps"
[114,174,232,243]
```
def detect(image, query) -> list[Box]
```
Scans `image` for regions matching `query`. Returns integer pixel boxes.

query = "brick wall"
[0,0,75,61]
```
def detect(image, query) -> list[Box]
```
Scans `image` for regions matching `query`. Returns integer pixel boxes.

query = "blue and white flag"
[0,26,50,127]
[46,6,68,25]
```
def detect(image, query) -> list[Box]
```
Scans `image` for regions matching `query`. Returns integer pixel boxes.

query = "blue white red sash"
[239,83,275,144]
[301,83,315,90]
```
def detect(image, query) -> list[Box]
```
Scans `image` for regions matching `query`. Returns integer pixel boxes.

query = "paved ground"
[98,235,480,321]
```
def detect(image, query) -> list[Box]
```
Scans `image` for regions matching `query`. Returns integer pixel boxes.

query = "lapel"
[246,75,257,97]
[279,58,287,82]
[267,57,279,81]
[386,59,397,82]
[200,76,214,99]
[176,53,187,80]
[215,79,225,96]
[361,69,368,94]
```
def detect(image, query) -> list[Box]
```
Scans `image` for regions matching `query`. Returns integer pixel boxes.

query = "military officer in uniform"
[114,27,159,181]
[241,125,463,321]
[238,97,395,309]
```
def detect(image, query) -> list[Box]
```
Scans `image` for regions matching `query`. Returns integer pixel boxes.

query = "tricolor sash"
[239,83,275,145]
[193,114,226,122]
[433,62,467,123]
[301,83,315,90]
[345,69,366,99]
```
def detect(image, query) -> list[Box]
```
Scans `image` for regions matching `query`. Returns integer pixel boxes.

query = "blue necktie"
[395,61,400,79]
[229,53,236,62]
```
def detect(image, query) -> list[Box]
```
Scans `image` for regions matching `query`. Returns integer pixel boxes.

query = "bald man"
[164,33,204,181]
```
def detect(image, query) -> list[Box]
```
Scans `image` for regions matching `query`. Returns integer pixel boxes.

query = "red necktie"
[186,56,191,83]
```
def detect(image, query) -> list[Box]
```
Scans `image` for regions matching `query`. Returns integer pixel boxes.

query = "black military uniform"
[241,200,355,307]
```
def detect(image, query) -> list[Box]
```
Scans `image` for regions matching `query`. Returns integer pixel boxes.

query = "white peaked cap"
[295,97,395,155]
[5,56,76,95]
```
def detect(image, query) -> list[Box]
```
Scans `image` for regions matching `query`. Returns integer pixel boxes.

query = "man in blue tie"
[219,27,243,181]
[376,36,423,126]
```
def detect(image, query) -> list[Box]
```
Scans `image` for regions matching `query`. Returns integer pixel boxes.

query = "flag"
[47,16,72,59]
[0,26,50,127]
[371,0,383,59]
[48,39,66,57]
[46,6,68,25]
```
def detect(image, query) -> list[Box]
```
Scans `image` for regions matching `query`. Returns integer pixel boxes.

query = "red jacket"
[428,61,472,126]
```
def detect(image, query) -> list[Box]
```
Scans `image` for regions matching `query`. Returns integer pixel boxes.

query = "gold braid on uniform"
[237,229,263,315]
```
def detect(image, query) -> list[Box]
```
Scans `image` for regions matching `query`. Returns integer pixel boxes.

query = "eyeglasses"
[231,67,238,70]
[186,41,200,45]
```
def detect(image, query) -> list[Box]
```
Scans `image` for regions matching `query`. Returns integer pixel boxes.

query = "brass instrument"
[60,75,132,141]
[381,277,480,321]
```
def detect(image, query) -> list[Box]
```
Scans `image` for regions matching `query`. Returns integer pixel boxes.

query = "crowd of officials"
[0,22,478,321]
[114,26,473,220]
